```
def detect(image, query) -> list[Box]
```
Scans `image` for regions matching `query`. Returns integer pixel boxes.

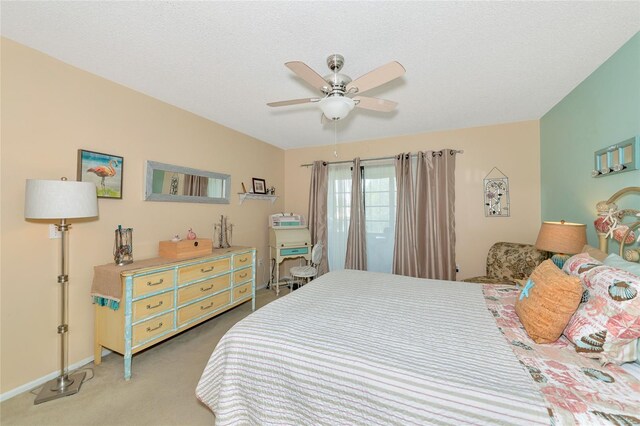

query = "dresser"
[94,247,255,380]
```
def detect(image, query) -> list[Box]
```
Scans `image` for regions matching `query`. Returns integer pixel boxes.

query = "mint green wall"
[541,32,640,248]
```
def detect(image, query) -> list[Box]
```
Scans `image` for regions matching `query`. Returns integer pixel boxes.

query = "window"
[363,163,396,273]
[327,161,396,273]
[327,165,351,271]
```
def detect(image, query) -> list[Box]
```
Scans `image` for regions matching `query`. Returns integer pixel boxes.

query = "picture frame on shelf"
[252,178,267,194]
[77,149,124,199]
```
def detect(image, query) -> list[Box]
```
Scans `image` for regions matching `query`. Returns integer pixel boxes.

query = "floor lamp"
[24,177,98,404]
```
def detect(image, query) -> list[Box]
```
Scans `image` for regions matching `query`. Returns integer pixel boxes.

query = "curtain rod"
[300,149,464,168]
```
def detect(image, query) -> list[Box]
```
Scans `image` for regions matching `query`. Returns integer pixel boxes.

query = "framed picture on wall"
[252,178,267,194]
[77,149,124,199]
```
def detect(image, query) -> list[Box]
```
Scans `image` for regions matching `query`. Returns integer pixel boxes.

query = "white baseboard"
[2,283,269,403]
[0,349,112,403]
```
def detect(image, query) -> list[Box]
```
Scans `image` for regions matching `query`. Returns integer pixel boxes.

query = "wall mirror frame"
[145,160,231,204]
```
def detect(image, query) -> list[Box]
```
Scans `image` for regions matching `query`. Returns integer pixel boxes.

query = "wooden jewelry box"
[159,238,213,259]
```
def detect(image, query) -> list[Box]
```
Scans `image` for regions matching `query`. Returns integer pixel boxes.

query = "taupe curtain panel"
[345,158,367,270]
[393,150,457,280]
[392,153,419,276]
[416,150,457,280]
[184,174,207,197]
[308,161,329,275]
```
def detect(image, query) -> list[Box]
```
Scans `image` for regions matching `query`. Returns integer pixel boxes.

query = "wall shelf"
[592,135,639,178]
[238,193,278,205]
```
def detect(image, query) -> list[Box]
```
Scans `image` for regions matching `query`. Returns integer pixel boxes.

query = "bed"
[196,270,640,425]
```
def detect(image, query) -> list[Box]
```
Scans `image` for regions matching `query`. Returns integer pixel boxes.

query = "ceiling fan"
[267,54,405,122]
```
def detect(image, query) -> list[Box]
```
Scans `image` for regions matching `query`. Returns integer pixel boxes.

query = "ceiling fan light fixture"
[319,96,355,120]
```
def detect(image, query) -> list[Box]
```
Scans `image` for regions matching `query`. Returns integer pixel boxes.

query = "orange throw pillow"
[515,259,583,344]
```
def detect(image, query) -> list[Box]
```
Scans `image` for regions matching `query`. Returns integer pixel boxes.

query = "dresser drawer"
[233,267,252,284]
[178,274,230,305]
[132,312,173,347]
[233,253,252,269]
[132,292,174,322]
[132,270,174,298]
[177,291,230,325]
[178,258,230,284]
[233,282,252,301]
[279,247,309,256]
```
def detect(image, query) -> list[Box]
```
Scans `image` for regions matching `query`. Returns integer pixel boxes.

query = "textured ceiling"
[1,1,639,149]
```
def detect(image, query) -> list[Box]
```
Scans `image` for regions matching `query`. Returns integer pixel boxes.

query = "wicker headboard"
[595,186,640,262]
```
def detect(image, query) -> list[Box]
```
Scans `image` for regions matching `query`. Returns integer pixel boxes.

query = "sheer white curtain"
[363,162,396,273]
[327,164,351,271]
[327,161,396,273]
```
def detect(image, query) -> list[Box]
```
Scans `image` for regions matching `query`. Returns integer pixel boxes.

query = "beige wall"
[0,38,284,393]
[284,120,542,280]
[0,37,543,396]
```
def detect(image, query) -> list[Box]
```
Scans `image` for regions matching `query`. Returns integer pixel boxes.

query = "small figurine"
[186,228,197,240]
[171,234,181,242]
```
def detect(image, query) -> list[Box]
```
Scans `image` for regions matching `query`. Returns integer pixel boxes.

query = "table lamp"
[25,177,98,404]
[535,220,587,268]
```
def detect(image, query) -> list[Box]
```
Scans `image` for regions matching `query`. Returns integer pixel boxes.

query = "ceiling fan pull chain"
[333,121,338,158]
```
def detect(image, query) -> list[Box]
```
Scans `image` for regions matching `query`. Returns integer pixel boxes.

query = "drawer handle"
[238,288,248,294]
[238,257,248,263]
[146,322,163,332]
[238,272,248,279]
[200,284,214,292]
[201,266,215,273]
[201,302,214,310]
[147,278,164,287]
[146,301,164,310]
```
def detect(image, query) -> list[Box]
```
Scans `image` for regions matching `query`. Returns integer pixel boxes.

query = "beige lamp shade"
[25,178,98,219]
[535,221,587,254]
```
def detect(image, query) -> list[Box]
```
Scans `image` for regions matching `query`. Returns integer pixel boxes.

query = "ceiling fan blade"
[346,61,405,95]
[353,96,398,112]
[285,61,329,92]
[267,98,320,107]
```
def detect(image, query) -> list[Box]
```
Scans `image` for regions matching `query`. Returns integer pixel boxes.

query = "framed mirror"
[145,161,230,204]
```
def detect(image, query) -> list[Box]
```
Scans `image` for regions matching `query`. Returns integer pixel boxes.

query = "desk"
[269,228,311,295]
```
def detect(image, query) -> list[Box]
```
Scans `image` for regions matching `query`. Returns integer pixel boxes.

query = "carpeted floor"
[1,288,280,426]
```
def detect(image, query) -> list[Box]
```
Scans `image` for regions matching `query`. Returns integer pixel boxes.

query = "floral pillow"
[563,253,604,277]
[563,265,640,364]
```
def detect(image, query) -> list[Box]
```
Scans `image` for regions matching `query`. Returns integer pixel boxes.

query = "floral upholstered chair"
[463,242,550,285]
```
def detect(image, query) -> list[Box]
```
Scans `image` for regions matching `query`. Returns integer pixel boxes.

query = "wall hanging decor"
[484,167,510,217]
[592,136,639,178]
[77,149,124,199]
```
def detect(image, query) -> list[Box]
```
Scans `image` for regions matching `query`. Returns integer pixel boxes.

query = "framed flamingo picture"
[77,149,124,199]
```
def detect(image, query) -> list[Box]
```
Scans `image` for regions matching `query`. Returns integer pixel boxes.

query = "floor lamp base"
[34,371,86,405]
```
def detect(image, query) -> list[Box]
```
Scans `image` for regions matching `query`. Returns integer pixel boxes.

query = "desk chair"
[289,243,323,288]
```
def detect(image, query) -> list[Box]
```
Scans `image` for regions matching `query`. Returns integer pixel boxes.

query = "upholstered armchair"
[463,242,550,285]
